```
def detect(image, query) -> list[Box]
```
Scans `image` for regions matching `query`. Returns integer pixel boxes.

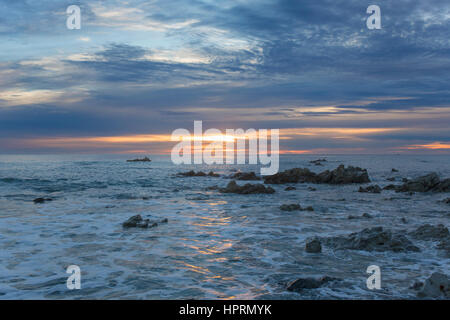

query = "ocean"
[0,154,449,299]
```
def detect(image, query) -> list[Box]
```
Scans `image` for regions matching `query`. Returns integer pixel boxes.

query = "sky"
[0,0,449,154]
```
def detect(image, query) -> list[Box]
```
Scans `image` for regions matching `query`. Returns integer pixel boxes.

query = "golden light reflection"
[403,142,450,150]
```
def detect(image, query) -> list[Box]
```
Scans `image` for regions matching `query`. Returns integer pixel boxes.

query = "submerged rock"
[280,204,314,212]
[280,204,301,211]
[392,168,399,172]
[264,165,370,185]
[178,170,219,177]
[416,273,450,298]
[284,186,296,191]
[287,276,338,292]
[33,198,53,204]
[358,185,382,193]
[409,224,449,241]
[122,215,168,229]
[348,213,373,220]
[305,238,322,253]
[228,171,260,180]
[219,181,275,194]
[441,198,450,204]
[127,157,151,162]
[321,227,420,252]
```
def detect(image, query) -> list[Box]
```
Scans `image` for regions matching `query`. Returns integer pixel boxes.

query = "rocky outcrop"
[395,173,450,192]
[33,198,53,204]
[321,227,420,252]
[219,181,275,194]
[305,238,322,253]
[228,171,260,180]
[127,157,151,162]
[264,165,370,185]
[178,170,220,177]
[287,276,338,292]
[414,273,450,298]
[358,185,382,193]
[122,215,168,229]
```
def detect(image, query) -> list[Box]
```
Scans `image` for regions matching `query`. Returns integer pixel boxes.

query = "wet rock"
[304,206,314,211]
[305,238,322,253]
[127,157,151,162]
[383,184,397,190]
[307,187,317,191]
[280,204,301,211]
[287,276,338,292]
[321,227,420,252]
[409,224,449,241]
[219,181,275,194]
[417,273,450,298]
[229,171,260,180]
[392,168,399,172]
[401,217,408,224]
[386,177,396,182]
[284,186,296,191]
[348,213,373,220]
[396,172,450,193]
[178,170,219,177]
[33,198,53,204]
[358,185,382,193]
[122,215,167,229]
[264,165,370,185]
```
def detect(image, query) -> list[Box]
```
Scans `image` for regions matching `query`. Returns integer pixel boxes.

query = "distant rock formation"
[228,171,260,180]
[127,157,151,162]
[264,165,370,185]
[178,170,220,177]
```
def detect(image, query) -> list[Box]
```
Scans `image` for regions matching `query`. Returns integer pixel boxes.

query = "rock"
[122,215,167,229]
[396,173,450,193]
[127,157,151,162]
[280,204,313,211]
[264,165,370,185]
[33,198,52,204]
[305,238,322,253]
[219,181,275,194]
[178,170,219,177]
[409,224,449,241]
[228,171,260,180]
[348,213,373,219]
[280,204,301,211]
[392,168,399,172]
[321,227,420,252]
[284,186,296,191]
[417,272,450,298]
[383,184,397,190]
[310,159,327,166]
[358,185,382,193]
[307,187,317,191]
[287,276,338,292]
[401,217,408,224]
[387,177,396,182]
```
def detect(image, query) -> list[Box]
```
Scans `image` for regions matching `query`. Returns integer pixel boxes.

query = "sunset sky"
[0,0,449,154]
